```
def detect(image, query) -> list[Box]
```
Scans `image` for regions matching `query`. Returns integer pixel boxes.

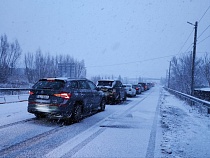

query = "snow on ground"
[158,88,210,158]
[1,87,210,157]
[0,94,33,126]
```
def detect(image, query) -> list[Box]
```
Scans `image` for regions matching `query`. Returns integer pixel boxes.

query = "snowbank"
[158,89,210,157]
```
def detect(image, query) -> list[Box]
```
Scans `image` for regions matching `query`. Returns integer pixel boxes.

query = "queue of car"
[27,77,154,124]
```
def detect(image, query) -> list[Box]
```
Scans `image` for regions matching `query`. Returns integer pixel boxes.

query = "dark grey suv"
[28,78,106,124]
[96,80,126,104]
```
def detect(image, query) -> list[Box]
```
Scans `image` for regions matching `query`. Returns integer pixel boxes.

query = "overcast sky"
[0,0,210,79]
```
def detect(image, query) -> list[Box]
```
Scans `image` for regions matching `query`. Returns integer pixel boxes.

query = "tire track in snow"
[0,118,34,130]
[0,125,66,156]
[45,93,151,158]
[145,88,161,158]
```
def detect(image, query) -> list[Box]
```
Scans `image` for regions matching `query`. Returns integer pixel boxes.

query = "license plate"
[36,95,49,99]
[35,99,50,103]
[101,88,108,92]
[104,92,109,96]
[36,105,50,112]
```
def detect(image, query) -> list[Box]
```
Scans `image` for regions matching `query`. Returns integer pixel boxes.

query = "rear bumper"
[28,103,73,119]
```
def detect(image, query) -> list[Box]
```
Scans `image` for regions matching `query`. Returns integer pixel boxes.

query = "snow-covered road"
[0,85,210,157]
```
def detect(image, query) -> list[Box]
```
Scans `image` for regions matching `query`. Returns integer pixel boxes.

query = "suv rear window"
[97,81,113,87]
[32,80,65,90]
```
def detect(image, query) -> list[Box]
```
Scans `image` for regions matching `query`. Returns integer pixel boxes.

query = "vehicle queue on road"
[27,77,154,124]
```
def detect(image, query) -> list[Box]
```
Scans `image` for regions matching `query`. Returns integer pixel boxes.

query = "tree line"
[1,33,210,92]
[168,52,210,95]
[0,34,86,84]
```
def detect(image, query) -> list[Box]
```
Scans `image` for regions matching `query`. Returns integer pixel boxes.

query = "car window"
[65,81,78,89]
[97,81,113,87]
[32,80,65,90]
[87,81,96,90]
[71,81,78,88]
[79,80,90,89]
[116,81,122,87]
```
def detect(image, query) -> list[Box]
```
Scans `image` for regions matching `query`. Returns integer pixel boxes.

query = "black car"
[96,80,126,104]
[138,82,148,91]
[28,77,106,124]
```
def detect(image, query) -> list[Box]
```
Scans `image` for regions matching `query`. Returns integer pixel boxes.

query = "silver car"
[123,84,136,97]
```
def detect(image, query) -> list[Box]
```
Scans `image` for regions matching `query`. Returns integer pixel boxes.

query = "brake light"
[54,93,71,99]
[47,78,55,81]
[29,91,34,95]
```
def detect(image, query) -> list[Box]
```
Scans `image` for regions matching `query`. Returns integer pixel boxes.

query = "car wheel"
[116,94,122,104]
[123,94,127,101]
[71,104,82,123]
[34,113,45,119]
[99,98,106,111]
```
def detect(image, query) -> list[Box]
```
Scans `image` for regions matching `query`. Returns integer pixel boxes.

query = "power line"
[178,5,210,56]
[90,6,210,69]
[183,43,193,54]
[88,55,174,68]
[177,29,194,54]
[88,51,195,68]
[197,35,210,45]
[198,5,210,22]
[197,24,210,39]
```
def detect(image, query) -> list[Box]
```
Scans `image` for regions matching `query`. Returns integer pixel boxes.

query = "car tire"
[117,94,122,104]
[34,113,46,119]
[123,94,127,101]
[99,98,106,111]
[71,104,82,123]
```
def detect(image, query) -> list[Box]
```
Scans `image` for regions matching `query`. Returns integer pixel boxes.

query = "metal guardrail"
[0,88,30,95]
[0,88,30,103]
[164,87,210,114]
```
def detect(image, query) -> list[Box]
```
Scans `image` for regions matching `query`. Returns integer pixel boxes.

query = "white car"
[123,84,136,97]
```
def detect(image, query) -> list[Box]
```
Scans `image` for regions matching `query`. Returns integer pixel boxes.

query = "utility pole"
[188,21,198,96]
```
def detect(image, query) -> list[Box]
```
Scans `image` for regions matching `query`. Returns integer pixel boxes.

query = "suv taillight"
[29,91,34,95]
[54,93,71,99]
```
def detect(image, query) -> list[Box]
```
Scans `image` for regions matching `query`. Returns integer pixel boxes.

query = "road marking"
[45,99,144,158]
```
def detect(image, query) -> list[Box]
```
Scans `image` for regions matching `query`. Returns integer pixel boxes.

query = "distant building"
[58,63,76,78]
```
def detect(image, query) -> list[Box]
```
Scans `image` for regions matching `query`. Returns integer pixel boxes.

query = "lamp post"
[187,21,198,96]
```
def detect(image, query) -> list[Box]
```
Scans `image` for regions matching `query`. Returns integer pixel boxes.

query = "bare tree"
[75,60,86,78]
[202,53,210,86]
[90,75,101,84]
[0,34,21,83]
[169,53,203,94]
[24,52,36,83]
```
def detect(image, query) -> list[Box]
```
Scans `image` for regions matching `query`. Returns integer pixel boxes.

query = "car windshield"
[125,85,131,88]
[32,80,65,90]
[97,81,113,87]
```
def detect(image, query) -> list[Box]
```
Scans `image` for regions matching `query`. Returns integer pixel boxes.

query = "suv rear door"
[78,80,93,113]
[87,80,101,109]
